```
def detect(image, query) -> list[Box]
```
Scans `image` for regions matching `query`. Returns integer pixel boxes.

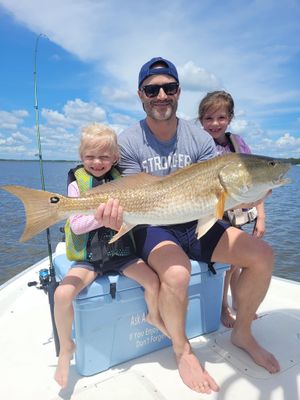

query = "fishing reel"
[28,268,50,292]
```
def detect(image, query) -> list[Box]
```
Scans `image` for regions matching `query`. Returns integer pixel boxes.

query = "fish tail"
[2,185,64,242]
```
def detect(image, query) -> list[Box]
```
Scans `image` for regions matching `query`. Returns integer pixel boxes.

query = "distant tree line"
[285,158,300,165]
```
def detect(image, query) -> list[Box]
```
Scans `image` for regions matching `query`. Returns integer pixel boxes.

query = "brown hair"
[198,91,234,122]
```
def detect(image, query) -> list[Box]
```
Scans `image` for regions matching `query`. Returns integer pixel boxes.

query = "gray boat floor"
[1,257,300,400]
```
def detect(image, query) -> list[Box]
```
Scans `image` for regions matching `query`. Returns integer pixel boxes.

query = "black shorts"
[133,220,230,264]
[72,254,140,275]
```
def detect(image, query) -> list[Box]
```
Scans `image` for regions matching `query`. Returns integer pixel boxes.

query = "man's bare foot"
[221,305,236,328]
[54,342,76,388]
[231,330,280,373]
[175,343,219,394]
[146,313,170,338]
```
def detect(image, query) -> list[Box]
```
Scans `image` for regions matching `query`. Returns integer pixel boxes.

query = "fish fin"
[1,185,64,242]
[86,173,161,196]
[109,222,136,243]
[215,191,227,219]
[219,162,250,199]
[196,215,217,239]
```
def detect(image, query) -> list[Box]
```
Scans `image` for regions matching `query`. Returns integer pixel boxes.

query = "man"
[95,57,280,394]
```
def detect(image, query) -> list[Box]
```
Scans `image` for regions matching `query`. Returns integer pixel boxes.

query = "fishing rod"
[34,33,54,264]
[32,33,60,356]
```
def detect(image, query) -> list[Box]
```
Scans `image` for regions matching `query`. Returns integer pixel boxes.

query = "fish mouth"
[272,175,291,186]
[271,162,291,186]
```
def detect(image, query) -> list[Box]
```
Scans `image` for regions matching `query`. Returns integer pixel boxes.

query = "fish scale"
[1,153,291,243]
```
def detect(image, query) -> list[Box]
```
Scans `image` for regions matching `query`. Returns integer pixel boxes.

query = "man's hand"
[94,198,123,231]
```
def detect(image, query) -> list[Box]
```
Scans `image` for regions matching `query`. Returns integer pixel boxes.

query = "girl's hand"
[252,218,266,238]
[94,198,123,231]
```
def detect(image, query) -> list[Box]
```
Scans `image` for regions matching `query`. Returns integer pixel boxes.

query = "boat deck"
[1,256,300,400]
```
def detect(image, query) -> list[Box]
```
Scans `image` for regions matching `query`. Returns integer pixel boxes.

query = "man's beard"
[145,100,177,121]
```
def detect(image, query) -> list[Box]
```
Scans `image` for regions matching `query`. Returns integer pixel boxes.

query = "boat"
[1,242,300,400]
[1,33,298,398]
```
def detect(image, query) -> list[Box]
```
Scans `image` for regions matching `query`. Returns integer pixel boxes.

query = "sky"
[0,0,299,161]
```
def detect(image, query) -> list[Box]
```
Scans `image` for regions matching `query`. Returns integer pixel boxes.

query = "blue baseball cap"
[138,57,179,88]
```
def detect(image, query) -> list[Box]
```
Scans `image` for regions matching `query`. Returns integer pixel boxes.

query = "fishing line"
[33,33,60,356]
[33,33,54,267]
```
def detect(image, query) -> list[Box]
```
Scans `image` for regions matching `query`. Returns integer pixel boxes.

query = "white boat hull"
[1,255,300,400]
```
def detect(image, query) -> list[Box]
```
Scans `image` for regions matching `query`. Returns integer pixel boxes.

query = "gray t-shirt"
[118,118,217,176]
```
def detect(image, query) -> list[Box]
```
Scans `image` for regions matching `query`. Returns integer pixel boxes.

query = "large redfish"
[1,154,291,243]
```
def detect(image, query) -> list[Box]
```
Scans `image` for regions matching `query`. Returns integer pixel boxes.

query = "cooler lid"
[108,274,142,292]
[53,254,111,298]
[191,260,229,275]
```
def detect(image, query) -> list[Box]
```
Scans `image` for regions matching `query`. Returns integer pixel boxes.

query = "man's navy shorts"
[133,220,230,264]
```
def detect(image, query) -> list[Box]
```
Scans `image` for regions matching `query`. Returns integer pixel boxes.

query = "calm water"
[0,160,299,285]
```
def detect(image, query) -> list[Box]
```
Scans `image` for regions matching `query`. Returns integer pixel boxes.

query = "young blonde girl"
[198,91,266,328]
[54,123,167,388]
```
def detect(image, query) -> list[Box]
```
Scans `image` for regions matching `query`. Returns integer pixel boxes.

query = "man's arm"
[118,126,143,176]
[199,131,218,161]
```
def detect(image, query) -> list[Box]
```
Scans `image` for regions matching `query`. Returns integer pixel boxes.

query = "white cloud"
[276,133,300,148]
[0,130,31,146]
[11,132,31,144]
[0,109,29,130]
[227,118,300,158]
[110,113,138,127]
[0,145,28,154]
[2,0,299,110]
[63,99,107,123]
[101,88,134,103]
[0,0,299,159]
[42,99,107,129]
[42,109,68,127]
[178,61,222,92]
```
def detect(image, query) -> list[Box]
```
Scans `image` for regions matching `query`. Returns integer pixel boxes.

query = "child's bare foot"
[146,313,170,338]
[221,305,236,328]
[231,330,280,373]
[144,288,170,338]
[176,343,219,394]
[54,342,76,388]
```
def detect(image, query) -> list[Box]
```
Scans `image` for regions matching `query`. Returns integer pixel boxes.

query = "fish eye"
[268,161,276,167]
[50,196,60,203]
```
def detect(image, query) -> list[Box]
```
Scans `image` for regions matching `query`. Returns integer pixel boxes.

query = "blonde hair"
[198,91,234,122]
[79,123,119,161]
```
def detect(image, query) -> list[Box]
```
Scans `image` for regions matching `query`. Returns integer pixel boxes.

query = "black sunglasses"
[142,82,179,98]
